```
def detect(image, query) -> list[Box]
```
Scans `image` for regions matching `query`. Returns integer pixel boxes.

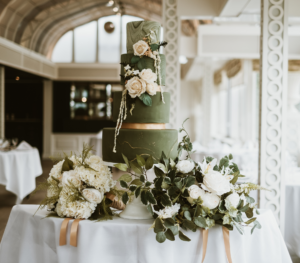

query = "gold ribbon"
[120,123,166,129]
[106,193,125,210]
[201,227,232,263]
[59,218,72,246]
[70,219,84,247]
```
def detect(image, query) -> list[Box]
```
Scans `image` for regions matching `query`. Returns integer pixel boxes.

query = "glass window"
[121,15,143,54]
[74,21,97,62]
[51,31,73,62]
[98,15,121,63]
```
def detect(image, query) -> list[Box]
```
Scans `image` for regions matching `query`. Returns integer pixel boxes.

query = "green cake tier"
[102,128,178,163]
[127,21,161,53]
[112,92,170,123]
[120,53,166,85]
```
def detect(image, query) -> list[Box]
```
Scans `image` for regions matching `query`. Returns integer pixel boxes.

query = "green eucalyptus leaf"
[219,157,229,169]
[154,218,165,233]
[184,176,196,188]
[137,58,146,71]
[145,156,154,170]
[165,228,175,241]
[164,218,175,228]
[169,225,179,236]
[230,172,240,185]
[239,203,250,212]
[130,161,143,174]
[120,180,128,189]
[150,44,159,51]
[140,92,152,106]
[245,207,254,218]
[130,179,143,186]
[114,163,128,172]
[122,192,129,204]
[245,217,257,224]
[136,155,146,167]
[122,154,130,168]
[118,174,132,182]
[184,211,192,221]
[131,56,140,64]
[194,216,207,228]
[156,232,166,243]
[229,154,233,160]
[179,231,191,242]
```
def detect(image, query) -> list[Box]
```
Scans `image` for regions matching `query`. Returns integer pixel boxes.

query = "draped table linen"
[0,205,291,263]
[0,148,43,202]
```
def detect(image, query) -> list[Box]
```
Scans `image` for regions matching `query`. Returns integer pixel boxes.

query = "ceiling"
[0,0,162,58]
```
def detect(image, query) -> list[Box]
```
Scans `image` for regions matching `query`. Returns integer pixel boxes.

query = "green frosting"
[120,53,166,85]
[102,128,178,163]
[127,21,161,53]
[113,92,170,123]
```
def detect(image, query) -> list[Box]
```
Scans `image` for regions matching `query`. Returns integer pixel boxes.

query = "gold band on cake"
[121,123,166,129]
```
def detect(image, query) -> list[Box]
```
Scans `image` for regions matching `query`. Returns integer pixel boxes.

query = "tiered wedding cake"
[102,21,178,163]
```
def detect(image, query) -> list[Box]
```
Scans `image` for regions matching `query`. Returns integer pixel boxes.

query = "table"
[0,148,43,204]
[0,205,292,263]
[89,138,102,157]
[285,183,300,262]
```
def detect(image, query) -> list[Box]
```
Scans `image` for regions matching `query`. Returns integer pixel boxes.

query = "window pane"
[121,15,143,54]
[74,21,97,62]
[99,15,121,63]
[51,31,73,62]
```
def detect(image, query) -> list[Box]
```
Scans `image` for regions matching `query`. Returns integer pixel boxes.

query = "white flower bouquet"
[37,146,117,220]
[116,119,267,243]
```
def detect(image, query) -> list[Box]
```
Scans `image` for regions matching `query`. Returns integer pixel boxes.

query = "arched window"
[51,15,143,63]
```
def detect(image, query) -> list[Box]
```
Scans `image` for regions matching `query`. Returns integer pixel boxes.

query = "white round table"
[0,148,43,204]
[0,205,292,263]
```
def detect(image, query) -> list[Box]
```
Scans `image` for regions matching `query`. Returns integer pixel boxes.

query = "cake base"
[119,196,153,220]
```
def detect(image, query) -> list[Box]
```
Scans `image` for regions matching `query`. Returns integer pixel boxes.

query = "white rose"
[203,170,231,196]
[176,160,195,173]
[188,185,205,199]
[133,40,149,56]
[62,170,81,188]
[139,69,157,84]
[125,77,146,98]
[82,189,103,204]
[146,82,158,96]
[202,192,220,209]
[88,155,102,164]
[225,193,240,208]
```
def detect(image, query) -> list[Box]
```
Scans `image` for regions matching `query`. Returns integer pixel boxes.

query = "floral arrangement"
[37,146,118,220]
[115,120,266,242]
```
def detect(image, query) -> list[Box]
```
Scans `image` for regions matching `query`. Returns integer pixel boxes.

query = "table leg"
[15,196,22,205]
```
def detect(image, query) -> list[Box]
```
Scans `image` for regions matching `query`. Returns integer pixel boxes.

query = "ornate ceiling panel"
[0,0,162,57]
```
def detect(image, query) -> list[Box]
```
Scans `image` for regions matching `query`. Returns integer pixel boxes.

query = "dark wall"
[53,81,115,133]
[4,66,44,154]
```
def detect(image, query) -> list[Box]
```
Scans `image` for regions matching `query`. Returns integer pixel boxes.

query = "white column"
[201,59,213,147]
[0,66,4,138]
[259,0,288,229]
[43,80,53,159]
[163,0,180,129]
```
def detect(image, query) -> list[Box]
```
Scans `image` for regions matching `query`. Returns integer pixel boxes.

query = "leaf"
[140,174,145,183]
[136,155,146,167]
[137,58,146,71]
[169,226,179,236]
[245,217,257,225]
[194,217,207,228]
[168,186,179,197]
[234,223,244,235]
[118,174,132,182]
[145,181,152,187]
[154,218,165,233]
[245,195,255,204]
[146,191,157,205]
[254,220,261,229]
[170,158,176,168]
[184,176,195,188]
[182,189,189,198]
[145,156,154,170]
[251,224,257,234]
[230,172,239,185]
[154,166,165,177]
[165,228,175,241]
[131,179,143,186]
[174,178,183,190]
[154,176,164,190]
[245,207,254,218]
[135,186,141,198]
[168,170,176,182]
[61,157,74,172]
[164,177,171,185]
[150,44,159,51]
[237,200,244,210]
[239,203,250,212]
[179,231,191,241]
[156,232,166,243]
[141,191,148,205]
[161,194,172,207]
[114,163,128,172]
[122,154,130,168]
[184,211,192,221]
[131,56,140,63]
[155,163,168,173]
[122,192,129,204]
[183,219,197,231]
[164,218,175,228]
[213,213,223,220]
[256,209,260,215]
[229,154,233,160]
[120,180,128,189]
[129,185,137,192]
[130,161,143,174]
[219,157,229,169]
[194,205,201,217]
[147,204,154,215]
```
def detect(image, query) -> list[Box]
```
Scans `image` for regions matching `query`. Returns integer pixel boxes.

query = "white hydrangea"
[48,160,64,183]
[56,200,97,219]
[154,203,181,219]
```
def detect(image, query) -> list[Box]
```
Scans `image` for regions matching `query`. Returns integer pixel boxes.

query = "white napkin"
[0,140,10,148]
[16,141,33,150]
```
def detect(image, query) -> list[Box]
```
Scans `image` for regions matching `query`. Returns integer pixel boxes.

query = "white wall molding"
[259,0,288,230]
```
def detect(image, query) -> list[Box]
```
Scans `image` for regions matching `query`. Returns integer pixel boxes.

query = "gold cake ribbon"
[70,219,84,247]
[59,218,72,246]
[120,123,166,129]
[201,227,232,263]
[106,193,126,210]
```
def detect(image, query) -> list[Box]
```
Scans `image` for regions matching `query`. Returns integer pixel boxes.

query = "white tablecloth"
[89,138,102,157]
[285,183,300,261]
[0,148,43,201]
[0,205,291,263]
